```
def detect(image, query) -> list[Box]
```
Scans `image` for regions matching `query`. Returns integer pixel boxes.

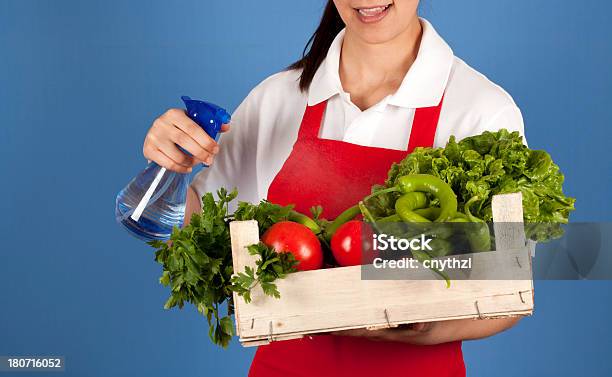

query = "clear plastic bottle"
[115,96,231,242]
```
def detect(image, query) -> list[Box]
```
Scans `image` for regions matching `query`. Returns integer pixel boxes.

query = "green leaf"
[260,281,281,299]
[148,240,166,248]
[219,316,235,336]
[209,258,223,274]
[163,295,176,309]
[260,256,280,270]
[231,243,296,302]
[159,271,170,286]
[167,253,183,271]
[208,322,215,343]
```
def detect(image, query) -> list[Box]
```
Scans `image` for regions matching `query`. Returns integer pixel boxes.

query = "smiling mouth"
[355,4,392,23]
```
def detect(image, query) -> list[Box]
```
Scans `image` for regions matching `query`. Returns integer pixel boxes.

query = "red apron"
[251,97,465,377]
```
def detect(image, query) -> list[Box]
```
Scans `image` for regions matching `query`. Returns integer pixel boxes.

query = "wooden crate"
[230,193,534,347]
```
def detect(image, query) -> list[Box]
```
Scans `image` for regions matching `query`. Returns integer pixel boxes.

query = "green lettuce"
[372,129,575,241]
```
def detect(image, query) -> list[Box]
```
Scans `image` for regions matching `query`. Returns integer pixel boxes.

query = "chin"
[351,24,407,45]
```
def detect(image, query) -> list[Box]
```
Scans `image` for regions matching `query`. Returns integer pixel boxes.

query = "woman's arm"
[183,187,202,226]
[332,316,521,345]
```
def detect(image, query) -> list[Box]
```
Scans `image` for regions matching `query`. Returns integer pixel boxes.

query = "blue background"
[1,0,611,376]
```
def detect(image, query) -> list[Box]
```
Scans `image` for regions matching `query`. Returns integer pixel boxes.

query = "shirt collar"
[307,18,454,109]
[308,29,345,106]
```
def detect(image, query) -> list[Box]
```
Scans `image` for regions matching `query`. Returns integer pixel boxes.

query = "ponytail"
[288,1,345,91]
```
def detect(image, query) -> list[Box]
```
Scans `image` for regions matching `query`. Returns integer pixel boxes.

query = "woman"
[143,1,524,376]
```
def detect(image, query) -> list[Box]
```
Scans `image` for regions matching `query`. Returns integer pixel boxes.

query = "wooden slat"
[229,220,260,338]
[492,192,525,249]
[237,287,533,347]
[491,192,534,307]
[230,220,259,273]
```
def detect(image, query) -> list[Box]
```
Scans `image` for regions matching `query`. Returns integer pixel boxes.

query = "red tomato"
[261,221,323,271]
[330,220,374,267]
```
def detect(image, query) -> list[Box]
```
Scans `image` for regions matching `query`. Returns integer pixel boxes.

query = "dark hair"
[288,1,345,92]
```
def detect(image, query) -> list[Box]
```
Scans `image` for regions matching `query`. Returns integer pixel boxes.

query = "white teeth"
[358,5,388,16]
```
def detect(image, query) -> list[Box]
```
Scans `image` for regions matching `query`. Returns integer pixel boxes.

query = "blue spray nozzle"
[181,96,231,140]
[216,108,231,124]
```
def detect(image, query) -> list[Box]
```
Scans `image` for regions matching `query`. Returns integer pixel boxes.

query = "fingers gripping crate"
[230,193,534,347]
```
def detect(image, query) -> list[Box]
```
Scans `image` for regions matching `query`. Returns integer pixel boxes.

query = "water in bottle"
[115,96,231,242]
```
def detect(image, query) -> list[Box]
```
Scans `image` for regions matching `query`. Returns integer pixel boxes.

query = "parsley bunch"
[231,243,298,303]
[150,188,297,348]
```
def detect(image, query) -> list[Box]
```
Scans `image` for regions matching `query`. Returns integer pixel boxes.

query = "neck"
[340,19,423,88]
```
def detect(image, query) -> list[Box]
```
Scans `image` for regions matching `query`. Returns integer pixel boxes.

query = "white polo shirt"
[192,18,524,205]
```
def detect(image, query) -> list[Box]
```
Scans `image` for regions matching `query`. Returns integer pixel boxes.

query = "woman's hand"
[143,108,230,173]
[330,322,437,345]
[331,317,521,345]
